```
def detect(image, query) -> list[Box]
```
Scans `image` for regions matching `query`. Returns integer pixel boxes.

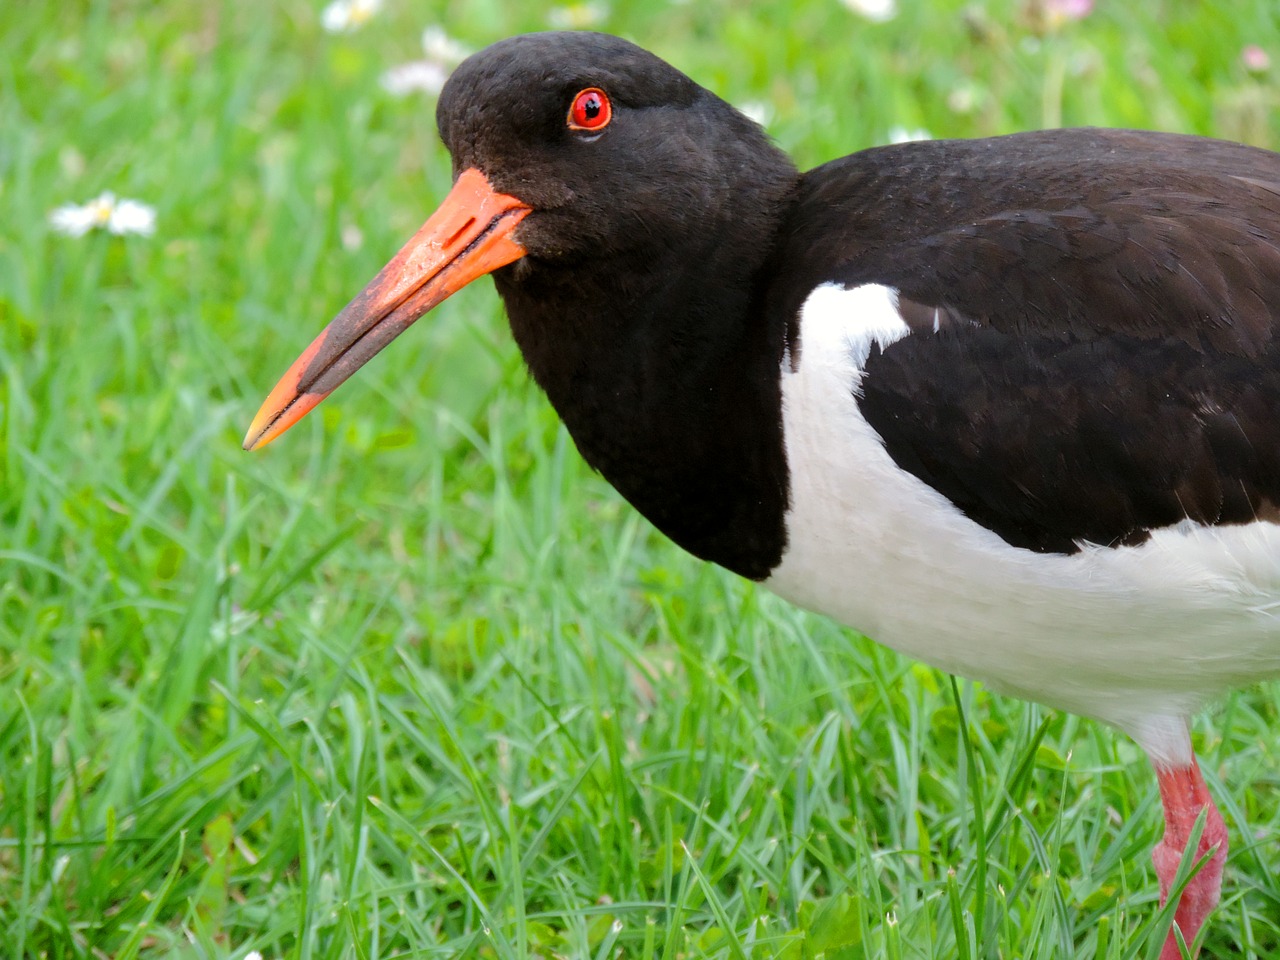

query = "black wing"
[776,128,1280,553]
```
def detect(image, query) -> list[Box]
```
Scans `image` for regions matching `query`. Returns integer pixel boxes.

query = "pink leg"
[1151,758,1228,960]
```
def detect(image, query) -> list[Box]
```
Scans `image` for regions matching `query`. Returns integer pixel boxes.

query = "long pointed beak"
[243,168,531,451]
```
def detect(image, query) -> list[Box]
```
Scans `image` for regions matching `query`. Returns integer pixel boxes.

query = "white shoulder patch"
[798,282,911,369]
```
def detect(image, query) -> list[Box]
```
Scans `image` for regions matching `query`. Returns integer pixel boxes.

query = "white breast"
[765,282,1280,765]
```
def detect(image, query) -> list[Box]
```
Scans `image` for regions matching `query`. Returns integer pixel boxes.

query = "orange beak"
[243,168,532,450]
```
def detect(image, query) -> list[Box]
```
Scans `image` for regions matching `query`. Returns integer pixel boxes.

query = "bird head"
[243,31,787,450]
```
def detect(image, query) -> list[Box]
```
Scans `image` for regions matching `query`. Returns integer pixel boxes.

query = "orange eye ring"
[568,87,612,132]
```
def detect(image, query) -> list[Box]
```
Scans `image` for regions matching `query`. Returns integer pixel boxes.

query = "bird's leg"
[1150,755,1228,960]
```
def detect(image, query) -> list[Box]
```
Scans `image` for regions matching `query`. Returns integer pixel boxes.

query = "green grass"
[4,0,1280,957]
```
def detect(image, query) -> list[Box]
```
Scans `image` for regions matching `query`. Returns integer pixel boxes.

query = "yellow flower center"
[89,197,115,225]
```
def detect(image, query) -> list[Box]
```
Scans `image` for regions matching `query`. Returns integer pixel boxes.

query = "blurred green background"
[3,1,1280,958]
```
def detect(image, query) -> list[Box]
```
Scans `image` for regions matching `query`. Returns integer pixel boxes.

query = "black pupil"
[581,95,600,120]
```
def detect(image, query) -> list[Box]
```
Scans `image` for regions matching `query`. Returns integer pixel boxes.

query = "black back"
[772,129,1280,552]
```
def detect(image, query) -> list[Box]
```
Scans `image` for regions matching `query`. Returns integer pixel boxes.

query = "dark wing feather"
[774,128,1280,552]
[858,330,1280,552]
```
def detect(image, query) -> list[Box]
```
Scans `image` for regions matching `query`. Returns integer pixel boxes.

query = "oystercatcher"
[244,31,1280,956]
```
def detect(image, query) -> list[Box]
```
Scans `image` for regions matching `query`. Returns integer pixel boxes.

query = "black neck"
[494,170,797,579]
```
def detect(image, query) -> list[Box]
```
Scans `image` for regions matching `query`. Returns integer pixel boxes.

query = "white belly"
[765,283,1280,762]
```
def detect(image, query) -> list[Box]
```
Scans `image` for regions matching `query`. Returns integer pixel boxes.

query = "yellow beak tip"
[242,408,281,451]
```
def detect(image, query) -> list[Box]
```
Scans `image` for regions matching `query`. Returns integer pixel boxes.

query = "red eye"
[568,87,611,132]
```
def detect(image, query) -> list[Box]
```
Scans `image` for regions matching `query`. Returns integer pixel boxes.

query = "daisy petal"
[381,61,449,96]
[548,3,609,29]
[841,0,896,22]
[49,203,97,237]
[738,101,774,127]
[887,126,932,144]
[108,199,157,236]
[421,26,470,65]
[321,0,352,32]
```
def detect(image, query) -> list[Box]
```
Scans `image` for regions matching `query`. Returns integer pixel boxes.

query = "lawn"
[3,0,1280,957]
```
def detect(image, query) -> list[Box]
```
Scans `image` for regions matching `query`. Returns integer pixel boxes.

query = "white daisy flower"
[49,191,156,237]
[340,223,364,251]
[381,26,470,97]
[421,26,470,65]
[738,101,774,127]
[841,0,896,22]
[321,0,382,34]
[947,82,982,115]
[548,3,609,29]
[886,126,932,145]
[381,60,449,96]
